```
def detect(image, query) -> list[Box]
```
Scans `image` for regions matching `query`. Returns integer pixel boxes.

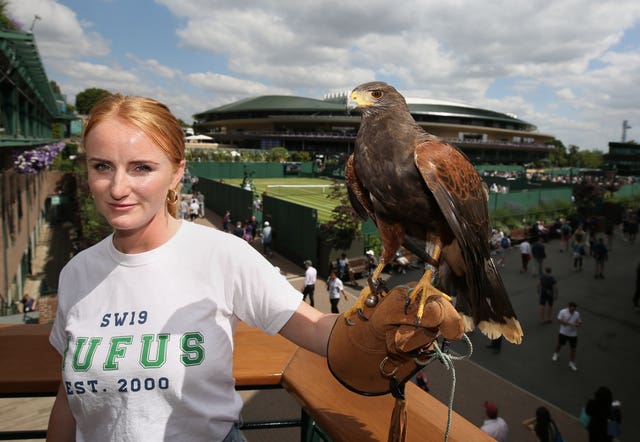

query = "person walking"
[552,301,582,371]
[531,238,546,277]
[188,197,199,222]
[571,227,587,271]
[196,191,205,218]
[520,238,532,273]
[262,221,273,257]
[592,237,608,279]
[633,261,640,310]
[302,260,317,307]
[523,406,562,442]
[559,219,572,253]
[584,386,622,442]
[497,234,511,268]
[538,267,558,324]
[480,401,509,442]
[327,270,348,314]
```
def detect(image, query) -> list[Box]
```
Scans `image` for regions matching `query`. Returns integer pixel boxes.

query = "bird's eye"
[370,90,383,99]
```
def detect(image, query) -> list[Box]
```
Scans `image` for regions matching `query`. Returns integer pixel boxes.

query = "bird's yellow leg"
[343,261,387,321]
[410,243,451,322]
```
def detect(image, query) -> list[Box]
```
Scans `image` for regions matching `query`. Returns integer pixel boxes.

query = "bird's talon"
[344,316,356,326]
[356,308,369,321]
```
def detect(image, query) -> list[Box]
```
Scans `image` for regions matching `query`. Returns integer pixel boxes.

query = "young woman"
[46,95,338,442]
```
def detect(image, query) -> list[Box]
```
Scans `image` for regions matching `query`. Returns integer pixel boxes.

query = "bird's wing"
[345,154,374,221]
[414,140,490,256]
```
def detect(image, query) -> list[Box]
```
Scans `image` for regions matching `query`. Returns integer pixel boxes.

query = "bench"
[330,256,370,287]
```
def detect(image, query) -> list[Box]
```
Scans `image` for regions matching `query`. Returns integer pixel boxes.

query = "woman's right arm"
[46,383,75,442]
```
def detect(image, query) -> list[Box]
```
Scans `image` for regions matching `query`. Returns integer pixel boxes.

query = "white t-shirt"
[304,266,317,286]
[50,221,302,442]
[558,307,581,337]
[519,241,531,255]
[328,277,344,300]
[481,417,509,442]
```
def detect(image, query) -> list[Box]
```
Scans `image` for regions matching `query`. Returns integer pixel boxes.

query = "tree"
[49,80,61,94]
[323,180,361,250]
[548,139,568,167]
[75,88,112,115]
[0,0,19,30]
[265,147,289,162]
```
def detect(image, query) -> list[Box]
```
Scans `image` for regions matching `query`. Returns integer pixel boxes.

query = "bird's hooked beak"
[346,89,371,114]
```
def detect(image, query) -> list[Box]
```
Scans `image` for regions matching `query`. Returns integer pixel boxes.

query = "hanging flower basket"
[13,141,66,174]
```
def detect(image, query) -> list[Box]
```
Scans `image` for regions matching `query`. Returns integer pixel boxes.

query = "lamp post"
[30,15,41,32]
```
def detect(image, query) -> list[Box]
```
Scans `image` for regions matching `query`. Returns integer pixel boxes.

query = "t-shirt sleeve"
[229,240,302,335]
[49,266,69,355]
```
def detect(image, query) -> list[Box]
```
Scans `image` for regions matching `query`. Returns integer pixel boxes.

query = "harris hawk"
[344,81,523,344]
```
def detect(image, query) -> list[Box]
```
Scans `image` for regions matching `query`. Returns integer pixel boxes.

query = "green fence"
[198,178,254,225]
[488,188,573,212]
[187,162,315,180]
[262,195,318,267]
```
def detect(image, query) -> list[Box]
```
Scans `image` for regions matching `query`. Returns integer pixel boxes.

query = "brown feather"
[348,81,523,344]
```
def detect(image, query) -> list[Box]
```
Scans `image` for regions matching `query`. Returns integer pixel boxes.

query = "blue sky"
[8,0,640,151]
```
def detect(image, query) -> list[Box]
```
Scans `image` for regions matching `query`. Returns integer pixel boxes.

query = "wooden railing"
[0,323,493,441]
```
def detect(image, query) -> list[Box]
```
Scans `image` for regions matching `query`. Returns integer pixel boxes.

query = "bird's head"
[346,81,408,116]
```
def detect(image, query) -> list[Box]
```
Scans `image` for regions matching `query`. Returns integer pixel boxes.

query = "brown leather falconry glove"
[327,283,465,396]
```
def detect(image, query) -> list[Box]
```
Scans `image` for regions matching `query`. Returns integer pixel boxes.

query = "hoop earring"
[167,189,179,204]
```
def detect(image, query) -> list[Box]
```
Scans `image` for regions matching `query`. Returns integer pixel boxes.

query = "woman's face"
[85,118,184,239]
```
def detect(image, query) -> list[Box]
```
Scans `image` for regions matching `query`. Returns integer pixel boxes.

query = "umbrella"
[185,134,213,141]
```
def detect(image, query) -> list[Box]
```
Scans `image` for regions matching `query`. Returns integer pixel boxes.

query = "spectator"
[262,221,273,257]
[188,197,199,222]
[495,234,510,268]
[196,191,205,218]
[633,262,640,310]
[336,253,356,285]
[180,197,188,220]
[571,227,587,271]
[520,239,532,273]
[302,260,317,307]
[222,210,231,232]
[327,270,348,313]
[523,406,562,442]
[584,386,622,442]
[531,238,546,277]
[559,219,572,253]
[538,267,558,324]
[480,401,509,442]
[393,249,410,274]
[232,221,244,238]
[365,250,377,275]
[592,237,608,279]
[552,301,582,371]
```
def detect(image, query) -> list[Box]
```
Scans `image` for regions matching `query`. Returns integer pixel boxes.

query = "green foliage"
[323,180,360,249]
[547,139,569,167]
[49,80,61,94]
[75,88,112,115]
[265,147,289,162]
[0,0,19,30]
[289,150,312,162]
[74,158,112,247]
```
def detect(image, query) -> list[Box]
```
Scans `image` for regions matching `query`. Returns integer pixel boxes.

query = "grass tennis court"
[224,177,344,223]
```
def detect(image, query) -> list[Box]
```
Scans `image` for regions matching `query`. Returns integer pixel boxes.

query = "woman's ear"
[172,160,186,189]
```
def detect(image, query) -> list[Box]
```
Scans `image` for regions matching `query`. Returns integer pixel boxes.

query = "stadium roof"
[194,93,535,130]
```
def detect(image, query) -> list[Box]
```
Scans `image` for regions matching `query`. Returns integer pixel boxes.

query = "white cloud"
[8,0,640,149]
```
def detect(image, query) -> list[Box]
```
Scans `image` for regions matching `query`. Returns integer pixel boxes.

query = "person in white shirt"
[552,301,582,371]
[519,239,532,273]
[327,270,348,313]
[302,260,317,307]
[480,401,509,442]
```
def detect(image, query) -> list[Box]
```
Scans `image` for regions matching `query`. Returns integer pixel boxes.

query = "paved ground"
[4,210,637,441]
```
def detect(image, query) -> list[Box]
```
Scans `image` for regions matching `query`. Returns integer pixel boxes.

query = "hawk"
[345,82,522,344]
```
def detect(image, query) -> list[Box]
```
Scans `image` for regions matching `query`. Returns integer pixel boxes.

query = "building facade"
[193,92,556,164]
[1,29,65,310]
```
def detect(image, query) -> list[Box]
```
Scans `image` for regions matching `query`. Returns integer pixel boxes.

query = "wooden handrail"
[0,324,494,441]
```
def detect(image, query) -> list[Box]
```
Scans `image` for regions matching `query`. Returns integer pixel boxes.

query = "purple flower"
[13,141,66,174]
